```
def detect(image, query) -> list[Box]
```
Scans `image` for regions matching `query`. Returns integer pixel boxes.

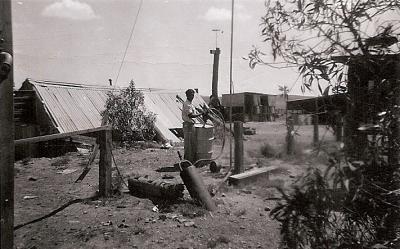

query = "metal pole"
[229,0,234,170]
[0,1,14,248]
[211,29,221,48]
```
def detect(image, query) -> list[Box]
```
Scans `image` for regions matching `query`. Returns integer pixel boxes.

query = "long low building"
[221,92,312,122]
[14,79,208,158]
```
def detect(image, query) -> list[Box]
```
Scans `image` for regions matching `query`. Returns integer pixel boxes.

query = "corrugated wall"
[26,80,207,142]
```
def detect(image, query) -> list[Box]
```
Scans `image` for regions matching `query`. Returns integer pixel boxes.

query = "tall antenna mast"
[211,29,222,48]
[229,0,234,170]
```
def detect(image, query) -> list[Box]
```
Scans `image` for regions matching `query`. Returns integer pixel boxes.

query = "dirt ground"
[13,122,335,249]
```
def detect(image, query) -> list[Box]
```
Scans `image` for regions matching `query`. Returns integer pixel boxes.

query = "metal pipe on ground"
[180,162,216,211]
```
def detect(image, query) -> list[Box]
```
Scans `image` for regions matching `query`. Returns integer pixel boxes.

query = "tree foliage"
[278,85,290,99]
[251,1,400,248]
[249,0,400,94]
[102,80,156,146]
[272,139,400,248]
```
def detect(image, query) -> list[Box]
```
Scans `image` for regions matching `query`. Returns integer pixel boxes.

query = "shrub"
[102,80,156,147]
[260,142,277,158]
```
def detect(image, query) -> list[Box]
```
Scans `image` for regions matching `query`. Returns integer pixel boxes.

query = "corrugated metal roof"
[24,79,208,142]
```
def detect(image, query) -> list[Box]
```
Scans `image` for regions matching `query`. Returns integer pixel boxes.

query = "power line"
[289,73,301,92]
[114,0,143,87]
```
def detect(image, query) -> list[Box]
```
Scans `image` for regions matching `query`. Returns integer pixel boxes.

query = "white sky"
[11,0,319,96]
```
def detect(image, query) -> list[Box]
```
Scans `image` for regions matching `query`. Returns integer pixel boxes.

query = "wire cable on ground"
[14,195,99,231]
[15,143,134,231]
[109,142,130,189]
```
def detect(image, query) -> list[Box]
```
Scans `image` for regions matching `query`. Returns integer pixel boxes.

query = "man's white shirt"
[182,100,195,123]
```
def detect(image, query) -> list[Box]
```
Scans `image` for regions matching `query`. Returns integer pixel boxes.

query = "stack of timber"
[228,166,279,186]
[128,176,184,200]
[243,127,256,135]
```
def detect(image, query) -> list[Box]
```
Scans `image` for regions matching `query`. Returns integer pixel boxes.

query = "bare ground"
[13,122,335,249]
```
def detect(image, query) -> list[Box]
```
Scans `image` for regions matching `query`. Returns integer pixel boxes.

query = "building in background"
[221,92,311,122]
[14,79,208,159]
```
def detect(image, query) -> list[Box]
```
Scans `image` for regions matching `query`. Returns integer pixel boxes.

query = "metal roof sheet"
[24,79,208,142]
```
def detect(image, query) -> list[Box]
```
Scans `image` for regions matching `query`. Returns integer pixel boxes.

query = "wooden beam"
[74,114,108,182]
[228,166,279,186]
[70,135,97,145]
[0,1,14,248]
[98,129,112,197]
[14,126,112,145]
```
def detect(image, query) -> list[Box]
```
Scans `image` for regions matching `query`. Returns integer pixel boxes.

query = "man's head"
[185,89,195,101]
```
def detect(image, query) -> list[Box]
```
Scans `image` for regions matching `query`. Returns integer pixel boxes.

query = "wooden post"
[99,129,112,197]
[0,1,13,248]
[233,121,244,174]
[286,117,294,155]
[313,98,319,146]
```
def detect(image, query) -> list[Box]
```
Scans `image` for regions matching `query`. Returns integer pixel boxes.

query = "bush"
[102,80,156,147]
[260,142,277,158]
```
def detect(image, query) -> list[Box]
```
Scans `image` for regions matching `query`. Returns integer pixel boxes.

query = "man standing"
[182,89,203,162]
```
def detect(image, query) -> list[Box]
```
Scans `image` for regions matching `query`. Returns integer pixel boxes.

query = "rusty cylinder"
[180,163,216,211]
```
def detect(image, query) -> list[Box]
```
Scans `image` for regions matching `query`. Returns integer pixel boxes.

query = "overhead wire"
[100,0,144,191]
[114,0,143,87]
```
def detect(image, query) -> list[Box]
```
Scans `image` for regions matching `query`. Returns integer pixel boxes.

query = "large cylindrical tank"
[180,163,216,211]
[183,122,196,162]
[195,124,214,160]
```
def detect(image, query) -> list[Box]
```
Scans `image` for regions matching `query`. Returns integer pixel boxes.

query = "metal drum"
[195,124,214,160]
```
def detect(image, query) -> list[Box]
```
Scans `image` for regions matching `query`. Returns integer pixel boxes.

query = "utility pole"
[229,0,235,171]
[0,1,14,249]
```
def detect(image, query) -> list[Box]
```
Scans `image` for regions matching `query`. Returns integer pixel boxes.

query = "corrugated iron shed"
[20,79,207,143]
[287,94,347,113]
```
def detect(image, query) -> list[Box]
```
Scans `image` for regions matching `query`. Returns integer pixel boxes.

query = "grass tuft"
[260,143,278,158]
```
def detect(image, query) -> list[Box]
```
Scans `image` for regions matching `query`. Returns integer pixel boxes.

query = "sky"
[11,0,317,96]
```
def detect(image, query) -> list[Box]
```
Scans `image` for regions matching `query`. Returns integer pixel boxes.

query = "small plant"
[260,142,277,158]
[102,80,156,147]
[271,167,339,249]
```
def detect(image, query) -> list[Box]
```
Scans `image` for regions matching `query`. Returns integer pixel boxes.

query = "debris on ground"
[56,168,79,175]
[152,206,159,213]
[244,127,256,135]
[160,142,173,149]
[128,176,184,200]
[101,221,113,226]
[14,122,321,248]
